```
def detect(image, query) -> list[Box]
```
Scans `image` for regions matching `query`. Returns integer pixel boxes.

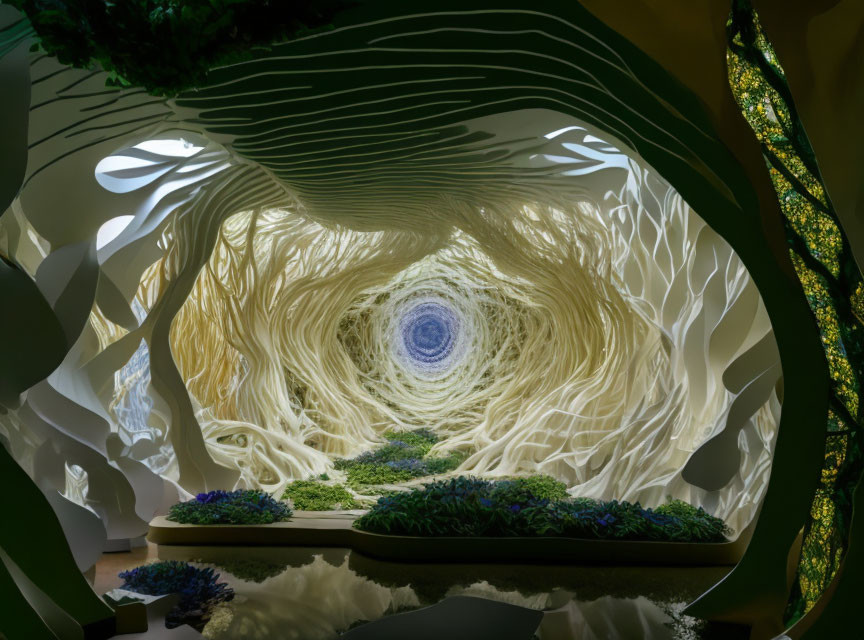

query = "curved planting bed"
[353,477,729,542]
[169,490,292,525]
[150,477,748,565]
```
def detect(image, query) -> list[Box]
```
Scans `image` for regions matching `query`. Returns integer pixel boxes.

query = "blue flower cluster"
[384,455,462,477]
[168,489,292,525]
[119,561,234,630]
[194,490,232,504]
[355,476,730,542]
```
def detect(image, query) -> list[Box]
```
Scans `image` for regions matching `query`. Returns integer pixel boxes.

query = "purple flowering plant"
[168,489,292,525]
[118,561,233,630]
[354,476,730,542]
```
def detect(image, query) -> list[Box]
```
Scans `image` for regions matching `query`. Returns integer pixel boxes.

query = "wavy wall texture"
[0,3,785,570]
[97,125,782,535]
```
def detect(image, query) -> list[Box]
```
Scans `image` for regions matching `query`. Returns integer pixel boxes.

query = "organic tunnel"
[1,2,860,638]
[75,118,782,539]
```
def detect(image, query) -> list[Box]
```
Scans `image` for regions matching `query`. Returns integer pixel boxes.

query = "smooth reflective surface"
[144,546,748,640]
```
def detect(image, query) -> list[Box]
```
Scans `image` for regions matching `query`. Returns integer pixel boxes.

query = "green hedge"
[334,428,464,488]
[354,477,730,542]
[168,490,292,525]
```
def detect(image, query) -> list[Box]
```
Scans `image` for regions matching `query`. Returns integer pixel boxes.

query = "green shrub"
[354,476,730,542]
[654,499,729,542]
[383,428,438,455]
[168,490,292,525]
[419,453,464,475]
[334,428,463,487]
[282,480,358,511]
[503,475,569,502]
[364,442,418,464]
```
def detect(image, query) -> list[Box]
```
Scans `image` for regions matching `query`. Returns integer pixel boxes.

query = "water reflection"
[539,597,682,640]
[155,546,745,639]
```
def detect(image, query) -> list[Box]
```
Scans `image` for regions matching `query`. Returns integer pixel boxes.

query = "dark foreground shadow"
[340,596,542,640]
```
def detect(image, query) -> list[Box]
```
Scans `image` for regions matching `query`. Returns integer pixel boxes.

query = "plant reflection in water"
[150,546,746,639]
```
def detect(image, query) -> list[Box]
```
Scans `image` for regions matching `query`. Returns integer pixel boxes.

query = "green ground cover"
[282,479,359,511]
[334,428,464,489]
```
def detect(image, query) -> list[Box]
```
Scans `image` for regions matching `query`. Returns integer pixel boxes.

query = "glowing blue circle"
[400,301,458,367]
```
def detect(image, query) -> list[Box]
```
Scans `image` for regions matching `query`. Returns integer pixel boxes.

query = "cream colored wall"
[92,114,781,535]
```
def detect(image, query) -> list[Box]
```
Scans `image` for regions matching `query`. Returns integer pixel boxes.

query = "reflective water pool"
[126,546,750,639]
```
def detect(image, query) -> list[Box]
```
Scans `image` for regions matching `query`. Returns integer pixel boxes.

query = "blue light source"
[399,300,459,369]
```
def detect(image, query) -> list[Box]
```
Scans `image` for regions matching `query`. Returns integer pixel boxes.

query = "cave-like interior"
[1,2,862,639]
